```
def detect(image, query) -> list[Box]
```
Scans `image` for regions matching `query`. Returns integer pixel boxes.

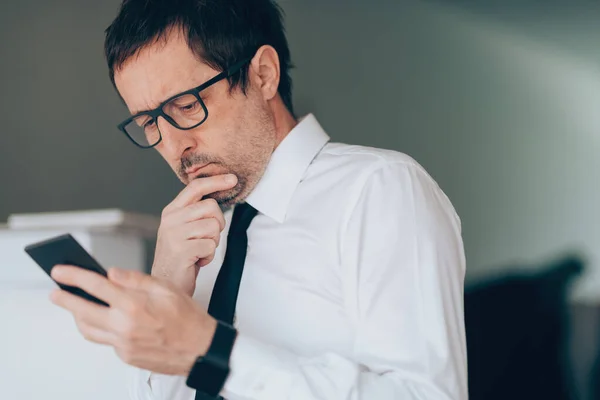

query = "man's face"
[114,30,277,207]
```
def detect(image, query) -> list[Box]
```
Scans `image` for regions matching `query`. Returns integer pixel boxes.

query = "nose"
[156,116,195,158]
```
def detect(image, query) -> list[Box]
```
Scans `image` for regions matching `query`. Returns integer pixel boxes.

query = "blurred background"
[1,0,600,399]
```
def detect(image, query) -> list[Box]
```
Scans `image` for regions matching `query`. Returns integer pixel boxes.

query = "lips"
[185,163,210,177]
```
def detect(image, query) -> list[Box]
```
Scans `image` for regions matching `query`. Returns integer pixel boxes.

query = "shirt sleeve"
[220,160,468,400]
[129,368,153,400]
[129,368,198,400]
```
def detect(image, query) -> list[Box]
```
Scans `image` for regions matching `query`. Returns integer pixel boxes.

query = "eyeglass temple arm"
[226,57,253,76]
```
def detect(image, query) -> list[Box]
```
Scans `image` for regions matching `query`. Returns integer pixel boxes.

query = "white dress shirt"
[130,114,468,400]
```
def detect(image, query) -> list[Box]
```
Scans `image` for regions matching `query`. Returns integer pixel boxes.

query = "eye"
[178,100,200,113]
[134,115,155,129]
[143,119,156,129]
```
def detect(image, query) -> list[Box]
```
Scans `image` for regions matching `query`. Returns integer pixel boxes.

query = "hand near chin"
[152,173,238,296]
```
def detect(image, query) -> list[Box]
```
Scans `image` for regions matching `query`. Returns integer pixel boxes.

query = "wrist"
[183,315,218,376]
[186,320,238,397]
[150,262,197,296]
[199,316,218,356]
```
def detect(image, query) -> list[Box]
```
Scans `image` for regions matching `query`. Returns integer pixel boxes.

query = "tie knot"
[229,202,258,234]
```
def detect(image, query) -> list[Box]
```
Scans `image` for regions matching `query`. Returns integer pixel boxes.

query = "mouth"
[185,163,212,180]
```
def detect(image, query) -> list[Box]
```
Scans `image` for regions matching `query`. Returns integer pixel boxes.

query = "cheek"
[196,89,271,163]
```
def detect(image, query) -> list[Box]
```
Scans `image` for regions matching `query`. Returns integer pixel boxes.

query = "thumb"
[108,268,153,291]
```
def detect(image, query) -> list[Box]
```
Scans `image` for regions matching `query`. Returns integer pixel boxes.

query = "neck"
[270,98,298,150]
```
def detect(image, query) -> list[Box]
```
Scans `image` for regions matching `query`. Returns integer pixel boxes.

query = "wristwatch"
[186,320,238,397]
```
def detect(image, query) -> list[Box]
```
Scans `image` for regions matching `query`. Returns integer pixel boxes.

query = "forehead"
[114,30,216,115]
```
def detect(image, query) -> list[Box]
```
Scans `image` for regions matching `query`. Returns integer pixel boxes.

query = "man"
[50,0,468,399]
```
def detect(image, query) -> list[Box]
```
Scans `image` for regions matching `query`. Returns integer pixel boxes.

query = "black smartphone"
[25,233,110,307]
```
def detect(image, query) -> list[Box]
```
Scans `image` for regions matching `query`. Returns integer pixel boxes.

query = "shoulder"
[317,142,420,166]
[304,142,460,226]
[308,142,442,195]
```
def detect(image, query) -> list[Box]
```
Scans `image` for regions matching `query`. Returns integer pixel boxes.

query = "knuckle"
[204,197,219,209]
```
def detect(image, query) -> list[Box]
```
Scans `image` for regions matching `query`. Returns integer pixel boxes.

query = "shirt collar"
[244,114,330,223]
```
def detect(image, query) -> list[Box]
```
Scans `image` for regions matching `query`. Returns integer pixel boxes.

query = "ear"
[248,45,280,102]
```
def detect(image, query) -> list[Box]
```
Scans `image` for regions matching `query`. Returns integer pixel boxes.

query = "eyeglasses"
[117,58,251,149]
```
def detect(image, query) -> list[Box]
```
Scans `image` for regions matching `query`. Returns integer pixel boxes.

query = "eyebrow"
[118,91,158,118]
[130,84,188,116]
[130,83,204,116]
[124,58,249,118]
[131,104,149,115]
[131,99,163,117]
[132,81,216,116]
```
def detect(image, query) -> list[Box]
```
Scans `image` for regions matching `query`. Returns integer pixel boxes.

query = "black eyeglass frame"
[117,58,252,149]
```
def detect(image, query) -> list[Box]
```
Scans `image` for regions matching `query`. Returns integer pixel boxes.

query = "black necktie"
[196,203,258,400]
[207,202,258,323]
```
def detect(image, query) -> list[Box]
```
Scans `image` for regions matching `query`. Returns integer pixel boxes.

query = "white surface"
[0,226,152,400]
[7,209,160,239]
[0,288,133,400]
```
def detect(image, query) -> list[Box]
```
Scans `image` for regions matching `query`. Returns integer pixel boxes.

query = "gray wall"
[0,0,182,220]
[2,0,600,299]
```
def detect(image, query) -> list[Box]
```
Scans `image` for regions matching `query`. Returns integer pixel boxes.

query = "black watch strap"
[186,320,238,398]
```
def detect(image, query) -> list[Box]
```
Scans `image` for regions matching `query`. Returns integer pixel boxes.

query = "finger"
[183,219,221,243]
[152,239,217,277]
[74,318,116,346]
[165,198,225,231]
[196,253,215,269]
[50,288,110,328]
[51,265,124,306]
[108,268,156,292]
[178,198,226,230]
[176,239,217,269]
[190,239,217,261]
[167,174,237,211]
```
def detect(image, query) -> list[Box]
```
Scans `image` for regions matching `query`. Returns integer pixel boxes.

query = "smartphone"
[24,233,109,307]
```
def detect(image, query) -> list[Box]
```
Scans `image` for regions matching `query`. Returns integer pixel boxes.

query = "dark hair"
[104,0,294,115]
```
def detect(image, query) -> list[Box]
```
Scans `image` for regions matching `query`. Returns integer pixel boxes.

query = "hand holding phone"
[25,234,110,307]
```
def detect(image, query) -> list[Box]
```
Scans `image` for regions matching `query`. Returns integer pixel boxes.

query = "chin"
[207,186,243,208]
